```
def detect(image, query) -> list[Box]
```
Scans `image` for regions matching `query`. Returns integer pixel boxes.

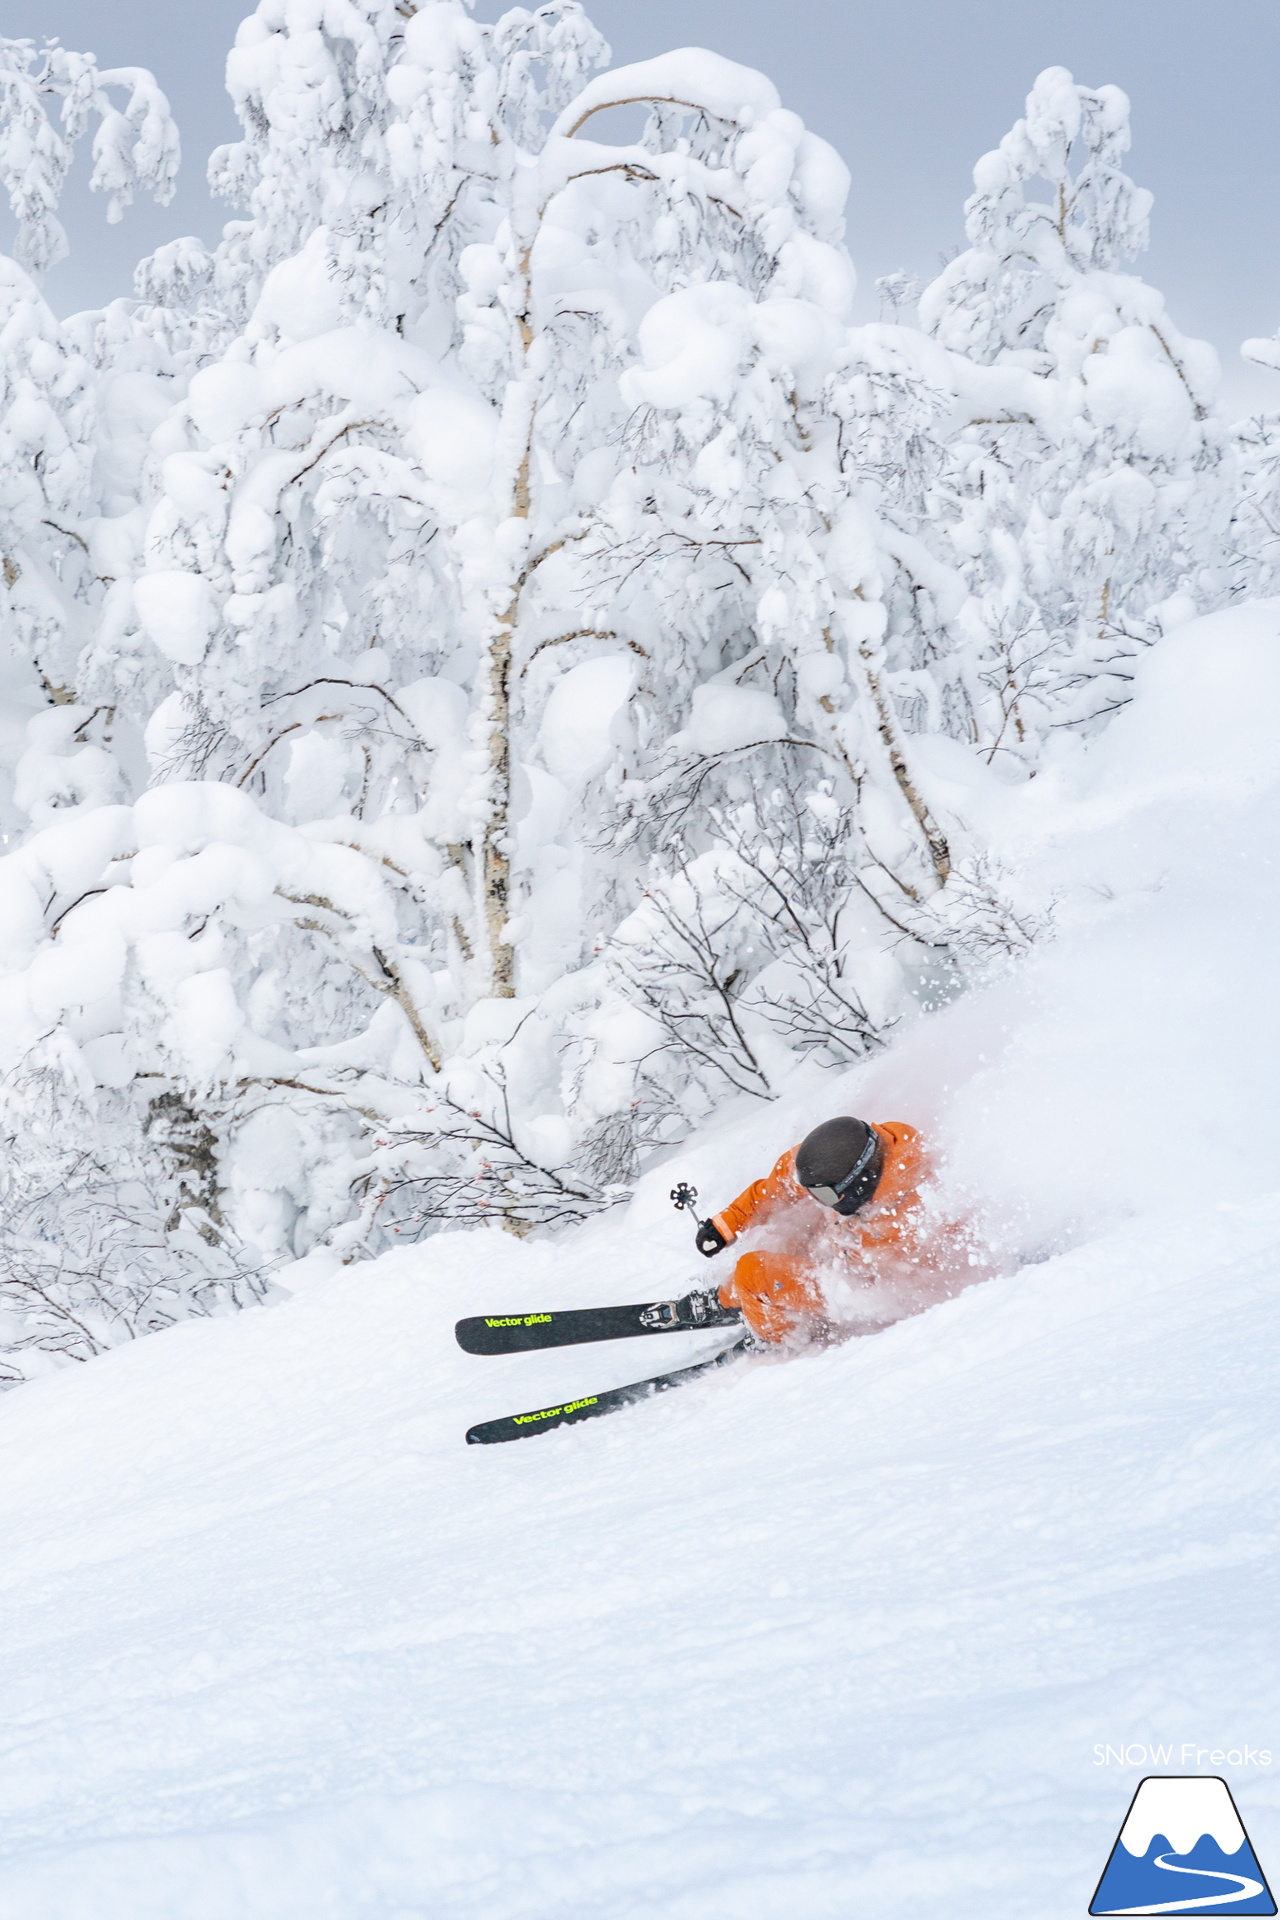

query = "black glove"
[695,1217,729,1258]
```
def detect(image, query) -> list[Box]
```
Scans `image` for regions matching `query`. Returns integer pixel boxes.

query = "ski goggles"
[802,1128,883,1213]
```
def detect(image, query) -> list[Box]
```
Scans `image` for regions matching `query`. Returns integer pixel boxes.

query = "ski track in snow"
[0,1188,1278,1918]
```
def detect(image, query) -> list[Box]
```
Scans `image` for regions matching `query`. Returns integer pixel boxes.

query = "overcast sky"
[6,0,1279,408]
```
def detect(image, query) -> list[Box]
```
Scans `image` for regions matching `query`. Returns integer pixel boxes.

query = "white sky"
[6,0,1279,411]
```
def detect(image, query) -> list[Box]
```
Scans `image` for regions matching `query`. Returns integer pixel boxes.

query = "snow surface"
[1,603,1279,1915]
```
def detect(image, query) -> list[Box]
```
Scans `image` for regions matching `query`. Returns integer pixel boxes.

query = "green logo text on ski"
[512,1397,599,1426]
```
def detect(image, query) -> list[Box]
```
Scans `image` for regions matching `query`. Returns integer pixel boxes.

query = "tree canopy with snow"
[0,7,1270,1380]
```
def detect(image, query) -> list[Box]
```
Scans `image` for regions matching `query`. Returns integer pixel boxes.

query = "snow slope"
[1,605,1279,1917]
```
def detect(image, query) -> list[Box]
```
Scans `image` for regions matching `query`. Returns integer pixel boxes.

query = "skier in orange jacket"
[692,1115,951,1344]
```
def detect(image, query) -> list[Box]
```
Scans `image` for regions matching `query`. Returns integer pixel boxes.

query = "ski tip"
[455,1312,557,1355]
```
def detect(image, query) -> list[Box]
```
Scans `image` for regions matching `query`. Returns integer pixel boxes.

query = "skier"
[692,1115,947,1343]
[460,1113,971,1440]
[458,1113,965,1441]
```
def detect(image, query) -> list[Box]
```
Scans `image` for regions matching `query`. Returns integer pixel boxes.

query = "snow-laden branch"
[0,41,178,274]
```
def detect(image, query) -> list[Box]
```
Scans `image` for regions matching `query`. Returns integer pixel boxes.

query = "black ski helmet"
[795,1116,884,1216]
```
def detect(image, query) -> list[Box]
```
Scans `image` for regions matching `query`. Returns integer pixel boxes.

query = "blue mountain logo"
[1091,1776,1276,1915]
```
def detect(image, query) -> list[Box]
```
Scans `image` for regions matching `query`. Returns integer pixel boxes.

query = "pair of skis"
[457,1289,753,1443]
[458,1180,756,1444]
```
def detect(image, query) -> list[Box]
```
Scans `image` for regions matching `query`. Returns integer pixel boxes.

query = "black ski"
[465,1334,756,1444]
[455,1288,740,1356]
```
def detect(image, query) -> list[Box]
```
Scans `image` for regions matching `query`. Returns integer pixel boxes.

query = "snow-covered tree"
[0,38,179,713]
[1231,328,1280,597]
[918,66,1231,755]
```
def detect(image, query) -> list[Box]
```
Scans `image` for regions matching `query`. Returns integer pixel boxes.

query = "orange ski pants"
[719,1249,825,1344]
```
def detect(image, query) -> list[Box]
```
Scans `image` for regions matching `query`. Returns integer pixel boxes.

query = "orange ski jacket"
[709,1122,932,1263]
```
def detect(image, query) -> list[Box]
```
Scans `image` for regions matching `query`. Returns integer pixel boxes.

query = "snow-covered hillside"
[2,606,1278,1916]
[2,1191,1278,1918]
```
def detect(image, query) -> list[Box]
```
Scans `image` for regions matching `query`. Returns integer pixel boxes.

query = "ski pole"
[669,1181,698,1218]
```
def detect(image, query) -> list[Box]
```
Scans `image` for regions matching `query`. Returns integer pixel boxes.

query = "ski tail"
[464,1335,755,1444]
[456,1291,740,1355]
